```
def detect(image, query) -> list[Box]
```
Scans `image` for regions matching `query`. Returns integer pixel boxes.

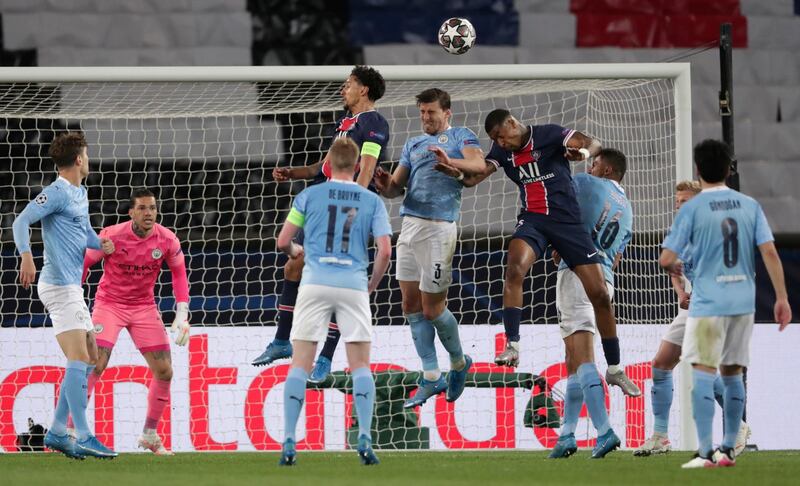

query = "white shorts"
[291,284,372,343]
[37,282,93,335]
[556,269,614,339]
[662,308,689,346]
[396,216,457,294]
[681,314,754,368]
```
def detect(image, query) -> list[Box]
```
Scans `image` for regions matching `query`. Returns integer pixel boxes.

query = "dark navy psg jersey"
[485,124,582,223]
[317,110,390,182]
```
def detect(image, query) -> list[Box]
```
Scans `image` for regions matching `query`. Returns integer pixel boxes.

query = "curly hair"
[351,65,385,102]
[49,132,87,168]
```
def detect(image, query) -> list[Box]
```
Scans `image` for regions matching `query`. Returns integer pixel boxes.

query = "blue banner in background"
[348,0,519,46]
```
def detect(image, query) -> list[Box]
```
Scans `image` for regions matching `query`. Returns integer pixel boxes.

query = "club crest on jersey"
[74,310,88,323]
[437,134,448,144]
[151,248,163,259]
[93,323,104,334]
[34,193,48,205]
[338,117,357,133]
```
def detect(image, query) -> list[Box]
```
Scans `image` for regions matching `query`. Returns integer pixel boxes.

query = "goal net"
[0,64,691,453]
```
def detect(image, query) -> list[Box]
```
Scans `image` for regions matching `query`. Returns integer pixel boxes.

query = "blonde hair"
[675,180,701,194]
[329,138,360,172]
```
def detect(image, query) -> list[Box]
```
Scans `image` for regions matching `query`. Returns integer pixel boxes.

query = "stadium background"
[0,0,799,454]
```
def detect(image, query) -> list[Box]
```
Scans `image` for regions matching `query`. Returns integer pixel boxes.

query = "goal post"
[0,63,692,452]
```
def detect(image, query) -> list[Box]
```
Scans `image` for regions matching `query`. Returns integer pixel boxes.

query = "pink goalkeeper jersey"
[84,222,189,306]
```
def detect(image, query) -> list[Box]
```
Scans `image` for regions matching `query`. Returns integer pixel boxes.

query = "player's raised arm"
[565,130,602,161]
[435,159,496,188]
[272,160,324,182]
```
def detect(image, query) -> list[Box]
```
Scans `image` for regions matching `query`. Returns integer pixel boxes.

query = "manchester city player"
[12,132,117,459]
[660,139,791,469]
[375,88,485,408]
[548,149,632,459]
[253,65,390,380]
[277,137,392,466]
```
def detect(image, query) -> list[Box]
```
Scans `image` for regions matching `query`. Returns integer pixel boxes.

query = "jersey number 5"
[326,205,359,253]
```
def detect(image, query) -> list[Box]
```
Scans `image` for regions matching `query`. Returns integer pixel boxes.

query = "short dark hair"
[693,139,732,184]
[130,187,156,207]
[597,148,627,181]
[416,88,451,110]
[48,132,87,168]
[329,138,359,171]
[484,108,511,134]
[351,65,385,102]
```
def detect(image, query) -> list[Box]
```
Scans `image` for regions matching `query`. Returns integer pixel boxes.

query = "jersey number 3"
[326,205,359,253]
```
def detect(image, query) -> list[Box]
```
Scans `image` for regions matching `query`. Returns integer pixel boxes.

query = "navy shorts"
[512,212,601,268]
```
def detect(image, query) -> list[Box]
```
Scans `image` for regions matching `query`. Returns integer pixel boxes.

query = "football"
[438,17,476,55]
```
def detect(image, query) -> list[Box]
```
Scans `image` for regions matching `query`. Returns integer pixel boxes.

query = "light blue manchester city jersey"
[559,173,633,286]
[12,177,102,286]
[289,180,392,291]
[399,126,480,222]
[662,186,773,317]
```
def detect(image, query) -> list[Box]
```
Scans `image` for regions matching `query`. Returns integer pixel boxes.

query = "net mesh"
[0,74,685,452]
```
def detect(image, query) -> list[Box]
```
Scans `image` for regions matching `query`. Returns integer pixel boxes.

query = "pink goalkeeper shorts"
[91,300,170,353]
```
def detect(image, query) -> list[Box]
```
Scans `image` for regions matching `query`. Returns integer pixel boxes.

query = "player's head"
[416,88,451,135]
[342,65,385,110]
[590,148,627,182]
[693,139,732,184]
[49,132,88,177]
[484,109,526,151]
[328,138,360,175]
[129,187,158,232]
[675,180,701,211]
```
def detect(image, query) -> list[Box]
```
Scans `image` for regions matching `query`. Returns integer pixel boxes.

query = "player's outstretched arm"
[272,160,324,182]
[429,146,486,174]
[368,235,391,294]
[376,164,409,199]
[758,241,792,330]
[435,160,496,188]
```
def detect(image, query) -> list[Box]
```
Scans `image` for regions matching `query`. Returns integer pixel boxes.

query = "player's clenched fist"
[100,237,115,255]
[272,167,293,182]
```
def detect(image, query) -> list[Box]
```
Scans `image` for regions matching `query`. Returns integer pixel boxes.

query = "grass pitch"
[2,450,798,486]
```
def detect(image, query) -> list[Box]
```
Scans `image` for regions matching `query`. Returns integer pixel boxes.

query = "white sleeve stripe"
[486,158,500,168]
[562,129,576,147]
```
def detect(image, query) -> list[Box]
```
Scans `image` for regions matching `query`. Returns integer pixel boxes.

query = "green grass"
[2,450,799,485]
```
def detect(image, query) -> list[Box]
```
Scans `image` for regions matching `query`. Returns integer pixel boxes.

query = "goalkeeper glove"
[171,302,190,346]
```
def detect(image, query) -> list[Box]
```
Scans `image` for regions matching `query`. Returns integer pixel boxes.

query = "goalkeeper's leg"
[139,347,174,455]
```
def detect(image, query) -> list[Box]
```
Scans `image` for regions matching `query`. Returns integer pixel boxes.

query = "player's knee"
[586,286,611,309]
[401,297,422,315]
[154,366,173,381]
[504,263,527,286]
[653,349,680,370]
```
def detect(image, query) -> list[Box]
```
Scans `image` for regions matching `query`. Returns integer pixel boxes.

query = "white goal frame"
[0,63,695,451]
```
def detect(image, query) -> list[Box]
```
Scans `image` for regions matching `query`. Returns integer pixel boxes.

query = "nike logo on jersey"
[587,251,598,258]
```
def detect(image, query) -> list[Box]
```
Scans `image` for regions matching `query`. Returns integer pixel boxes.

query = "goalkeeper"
[81,188,190,455]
